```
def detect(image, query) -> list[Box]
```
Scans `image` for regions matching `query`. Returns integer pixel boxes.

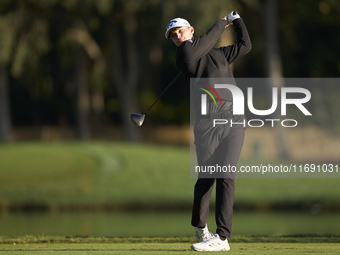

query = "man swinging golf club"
[165,11,251,251]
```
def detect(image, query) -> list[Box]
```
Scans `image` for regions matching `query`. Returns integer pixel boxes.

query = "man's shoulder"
[179,39,194,49]
[176,39,194,56]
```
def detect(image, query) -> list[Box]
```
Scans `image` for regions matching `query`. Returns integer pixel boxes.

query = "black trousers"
[191,114,246,238]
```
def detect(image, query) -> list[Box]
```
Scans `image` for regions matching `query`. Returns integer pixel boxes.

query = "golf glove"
[227,11,240,24]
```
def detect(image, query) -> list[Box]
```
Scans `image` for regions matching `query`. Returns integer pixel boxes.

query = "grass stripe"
[1,236,340,244]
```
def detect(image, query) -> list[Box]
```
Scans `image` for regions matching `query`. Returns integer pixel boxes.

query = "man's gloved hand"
[227,11,240,24]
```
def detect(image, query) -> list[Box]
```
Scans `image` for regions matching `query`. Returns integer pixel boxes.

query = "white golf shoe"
[195,224,214,242]
[191,233,230,251]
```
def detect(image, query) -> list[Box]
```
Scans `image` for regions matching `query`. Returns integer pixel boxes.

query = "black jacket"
[175,18,251,114]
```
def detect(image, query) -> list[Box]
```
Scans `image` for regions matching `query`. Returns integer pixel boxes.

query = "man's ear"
[190,26,194,35]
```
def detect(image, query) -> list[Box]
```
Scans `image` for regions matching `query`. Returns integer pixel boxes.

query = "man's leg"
[215,123,245,239]
[191,178,215,228]
[192,118,221,229]
[215,178,235,238]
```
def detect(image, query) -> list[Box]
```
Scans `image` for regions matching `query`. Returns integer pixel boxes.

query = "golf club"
[130,73,181,126]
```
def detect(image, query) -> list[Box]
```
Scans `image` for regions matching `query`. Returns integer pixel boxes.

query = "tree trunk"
[0,66,11,142]
[67,21,106,134]
[119,83,139,141]
[75,48,91,140]
[108,13,140,142]
[264,0,289,160]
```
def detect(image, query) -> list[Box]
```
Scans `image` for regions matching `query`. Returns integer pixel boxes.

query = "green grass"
[2,235,340,244]
[2,242,339,255]
[1,237,340,255]
[0,141,194,205]
[1,141,339,252]
[0,141,339,208]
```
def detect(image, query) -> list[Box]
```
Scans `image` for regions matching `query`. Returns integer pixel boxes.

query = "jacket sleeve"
[176,19,228,64]
[219,18,252,64]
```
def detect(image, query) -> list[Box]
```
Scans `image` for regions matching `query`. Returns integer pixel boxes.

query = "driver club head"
[130,113,145,126]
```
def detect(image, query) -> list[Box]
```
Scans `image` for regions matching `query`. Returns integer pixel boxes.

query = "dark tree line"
[0,0,339,143]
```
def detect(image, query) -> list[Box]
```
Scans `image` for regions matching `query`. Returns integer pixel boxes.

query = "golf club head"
[130,113,145,126]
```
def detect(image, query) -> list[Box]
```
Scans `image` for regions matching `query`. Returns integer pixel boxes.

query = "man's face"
[169,26,194,47]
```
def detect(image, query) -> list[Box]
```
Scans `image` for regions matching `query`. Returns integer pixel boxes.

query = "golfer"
[165,11,251,251]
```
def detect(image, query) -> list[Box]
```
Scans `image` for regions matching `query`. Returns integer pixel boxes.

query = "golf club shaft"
[143,73,181,115]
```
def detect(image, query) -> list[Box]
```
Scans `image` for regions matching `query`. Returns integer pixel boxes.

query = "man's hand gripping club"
[222,10,240,28]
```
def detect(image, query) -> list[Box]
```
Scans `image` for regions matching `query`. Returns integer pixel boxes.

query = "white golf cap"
[165,17,191,39]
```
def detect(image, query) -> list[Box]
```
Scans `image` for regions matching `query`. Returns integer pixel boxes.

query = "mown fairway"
[1,239,340,255]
